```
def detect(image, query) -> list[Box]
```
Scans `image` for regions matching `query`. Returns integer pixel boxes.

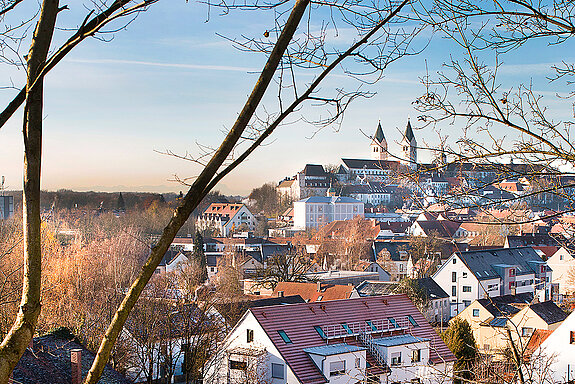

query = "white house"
[546,247,575,295]
[432,247,552,317]
[204,295,455,384]
[532,310,575,383]
[293,196,364,230]
[196,203,256,237]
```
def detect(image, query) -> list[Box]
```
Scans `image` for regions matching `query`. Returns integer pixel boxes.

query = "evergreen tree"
[441,318,477,384]
[193,231,208,284]
[116,192,126,212]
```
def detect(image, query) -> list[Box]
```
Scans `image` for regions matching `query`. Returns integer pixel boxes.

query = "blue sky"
[0,1,573,195]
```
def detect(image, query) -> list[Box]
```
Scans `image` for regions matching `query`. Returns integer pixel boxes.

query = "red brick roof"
[203,202,244,216]
[525,329,553,359]
[272,282,354,302]
[250,294,456,384]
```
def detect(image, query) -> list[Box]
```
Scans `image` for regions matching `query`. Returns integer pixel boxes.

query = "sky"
[0,1,573,195]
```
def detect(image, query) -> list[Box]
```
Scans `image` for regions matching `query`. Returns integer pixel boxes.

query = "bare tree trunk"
[0,1,60,382]
[83,0,310,382]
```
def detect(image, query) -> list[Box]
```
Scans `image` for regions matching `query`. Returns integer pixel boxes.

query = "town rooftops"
[249,294,455,384]
[304,343,367,356]
[454,246,547,280]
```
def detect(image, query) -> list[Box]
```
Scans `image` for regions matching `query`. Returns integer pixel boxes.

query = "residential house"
[293,196,364,230]
[196,203,256,237]
[373,240,410,281]
[278,164,333,200]
[456,294,567,357]
[272,281,358,302]
[432,247,552,316]
[532,310,575,383]
[337,183,403,207]
[204,295,455,384]
[546,247,575,295]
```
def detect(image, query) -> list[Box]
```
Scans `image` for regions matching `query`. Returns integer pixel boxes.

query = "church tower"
[400,119,417,170]
[371,121,388,160]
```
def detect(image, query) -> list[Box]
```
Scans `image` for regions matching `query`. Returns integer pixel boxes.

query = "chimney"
[71,349,82,384]
[317,281,322,292]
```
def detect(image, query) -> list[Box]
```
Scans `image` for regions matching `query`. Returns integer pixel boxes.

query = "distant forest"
[3,189,240,213]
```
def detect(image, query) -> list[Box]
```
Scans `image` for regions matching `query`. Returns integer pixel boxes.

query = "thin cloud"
[67,58,256,72]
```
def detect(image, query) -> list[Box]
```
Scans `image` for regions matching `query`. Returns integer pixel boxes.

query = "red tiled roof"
[273,282,353,302]
[532,246,559,260]
[525,329,553,359]
[250,295,456,384]
[203,202,244,216]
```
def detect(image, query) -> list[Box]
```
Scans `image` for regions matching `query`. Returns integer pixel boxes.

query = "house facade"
[196,203,256,237]
[433,247,552,316]
[293,196,364,230]
[204,295,455,384]
[455,294,567,356]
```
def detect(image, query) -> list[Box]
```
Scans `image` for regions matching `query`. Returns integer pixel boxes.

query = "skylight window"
[366,320,377,332]
[278,330,292,344]
[407,315,419,327]
[388,317,399,328]
[341,323,353,334]
[314,326,327,339]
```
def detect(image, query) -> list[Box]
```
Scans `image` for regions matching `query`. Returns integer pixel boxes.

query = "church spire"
[374,121,385,143]
[371,120,388,160]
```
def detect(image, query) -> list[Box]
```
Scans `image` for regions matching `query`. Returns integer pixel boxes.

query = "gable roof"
[272,282,354,302]
[373,240,410,261]
[529,301,568,325]
[456,247,546,281]
[413,220,461,238]
[415,277,449,300]
[250,295,455,384]
[525,329,553,359]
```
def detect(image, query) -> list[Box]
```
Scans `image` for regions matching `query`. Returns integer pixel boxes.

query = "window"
[391,352,402,366]
[412,349,421,363]
[366,320,377,332]
[230,360,247,370]
[462,272,467,278]
[407,315,419,327]
[330,361,346,376]
[342,323,353,334]
[463,286,471,292]
[317,295,323,301]
[509,281,515,289]
[388,317,398,328]
[509,269,515,277]
[278,330,292,344]
[522,327,534,337]
[314,326,327,339]
[271,363,284,379]
[355,357,361,368]
[570,331,575,344]
[463,300,471,307]
[453,258,457,264]
[452,286,457,296]
[473,309,480,317]
[247,329,254,343]
[452,272,457,282]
